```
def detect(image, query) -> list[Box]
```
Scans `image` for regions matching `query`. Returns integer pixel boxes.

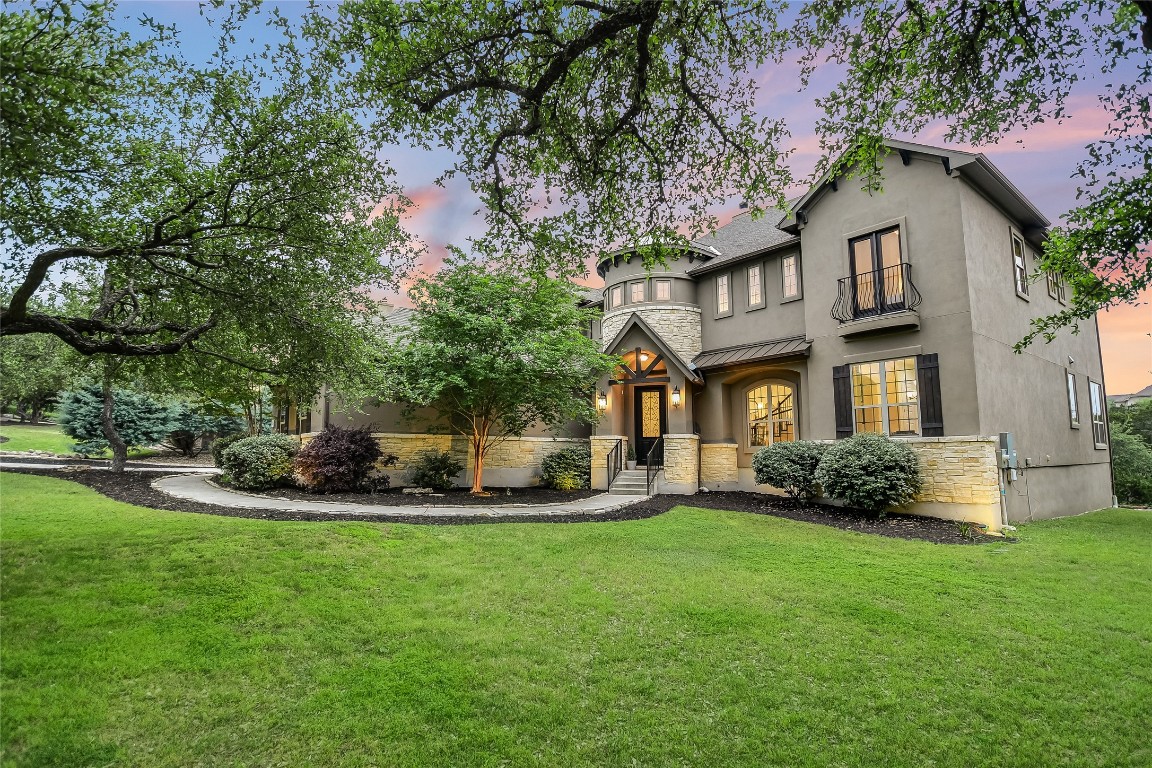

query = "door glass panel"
[852,238,876,311]
[879,229,901,269]
[641,391,661,437]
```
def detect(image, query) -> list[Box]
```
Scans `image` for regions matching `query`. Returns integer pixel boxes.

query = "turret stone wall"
[601,304,702,362]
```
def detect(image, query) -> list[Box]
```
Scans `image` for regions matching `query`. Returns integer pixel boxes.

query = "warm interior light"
[672,386,682,407]
[597,391,608,410]
[640,352,649,363]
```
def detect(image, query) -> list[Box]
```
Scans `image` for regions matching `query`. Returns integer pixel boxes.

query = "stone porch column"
[661,434,700,494]
[700,442,739,490]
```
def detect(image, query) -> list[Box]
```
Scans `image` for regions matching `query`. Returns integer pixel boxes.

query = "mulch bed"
[225,482,601,507]
[3,468,1007,544]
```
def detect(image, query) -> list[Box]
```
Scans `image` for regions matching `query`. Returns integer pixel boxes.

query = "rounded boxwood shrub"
[540,445,591,489]
[752,440,829,503]
[219,434,299,491]
[210,431,247,468]
[409,449,464,491]
[294,426,388,493]
[815,433,921,517]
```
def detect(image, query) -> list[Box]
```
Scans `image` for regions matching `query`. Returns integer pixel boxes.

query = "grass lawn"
[2,473,1149,767]
[0,424,158,458]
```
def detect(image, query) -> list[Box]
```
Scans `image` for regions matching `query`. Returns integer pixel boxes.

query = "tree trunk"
[100,373,128,472]
[470,426,487,494]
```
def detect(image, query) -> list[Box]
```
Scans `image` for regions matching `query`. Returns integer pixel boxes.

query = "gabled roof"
[783,139,1050,245]
[602,313,702,383]
[692,336,811,371]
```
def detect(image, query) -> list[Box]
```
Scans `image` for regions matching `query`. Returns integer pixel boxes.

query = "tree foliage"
[312,0,1150,337]
[376,260,617,493]
[0,333,79,423]
[1,0,411,388]
[56,383,175,456]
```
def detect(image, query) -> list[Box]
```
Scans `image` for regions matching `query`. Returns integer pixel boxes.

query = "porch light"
[640,352,650,363]
[672,386,682,407]
[597,390,608,411]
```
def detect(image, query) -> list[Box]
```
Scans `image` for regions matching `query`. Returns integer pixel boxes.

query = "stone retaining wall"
[700,442,739,488]
[303,432,588,488]
[661,434,700,494]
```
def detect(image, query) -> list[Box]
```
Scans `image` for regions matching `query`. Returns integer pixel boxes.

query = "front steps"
[609,469,653,495]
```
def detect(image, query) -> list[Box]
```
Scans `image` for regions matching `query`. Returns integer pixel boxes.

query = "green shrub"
[815,433,921,517]
[752,440,829,503]
[211,432,247,468]
[219,434,299,491]
[540,444,591,489]
[409,449,464,490]
[57,384,175,456]
[294,426,388,493]
[1111,431,1152,505]
[550,470,583,491]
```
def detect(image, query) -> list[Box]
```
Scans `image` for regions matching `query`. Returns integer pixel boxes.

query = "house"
[315,140,1113,530]
[1110,384,1152,407]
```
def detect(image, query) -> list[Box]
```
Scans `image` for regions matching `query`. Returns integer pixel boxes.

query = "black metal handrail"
[645,436,664,496]
[607,438,623,489]
[831,263,922,323]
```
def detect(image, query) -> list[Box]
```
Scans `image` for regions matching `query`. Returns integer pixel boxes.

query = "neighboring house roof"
[1111,383,1152,405]
[686,207,799,276]
[601,313,702,384]
[578,287,603,306]
[692,336,812,371]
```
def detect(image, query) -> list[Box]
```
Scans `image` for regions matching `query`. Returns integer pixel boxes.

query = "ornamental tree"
[376,260,618,493]
[0,332,79,423]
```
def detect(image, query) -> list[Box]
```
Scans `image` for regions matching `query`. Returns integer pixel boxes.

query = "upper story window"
[849,226,904,316]
[1012,233,1029,298]
[1089,380,1107,449]
[609,285,623,308]
[717,274,730,316]
[747,265,763,307]
[1046,270,1066,303]
[654,279,671,301]
[851,357,920,436]
[747,382,796,448]
[781,254,800,300]
[629,281,645,303]
[1067,371,1080,428]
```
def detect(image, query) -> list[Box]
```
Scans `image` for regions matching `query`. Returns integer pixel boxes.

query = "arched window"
[747,382,796,447]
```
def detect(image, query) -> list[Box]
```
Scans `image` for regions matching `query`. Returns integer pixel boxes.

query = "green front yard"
[2,472,1149,767]
[0,424,158,458]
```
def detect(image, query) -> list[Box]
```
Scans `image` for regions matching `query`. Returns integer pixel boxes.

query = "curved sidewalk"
[153,473,647,518]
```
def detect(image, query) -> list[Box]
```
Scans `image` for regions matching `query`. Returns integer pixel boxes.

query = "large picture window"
[1089,380,1107,449]
[851,357,920,436]
[747,383,796,447]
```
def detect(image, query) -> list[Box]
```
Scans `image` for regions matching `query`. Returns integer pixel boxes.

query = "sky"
[114,1,1151,394]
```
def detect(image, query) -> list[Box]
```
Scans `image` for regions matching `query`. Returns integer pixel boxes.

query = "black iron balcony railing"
[831,263,923,323]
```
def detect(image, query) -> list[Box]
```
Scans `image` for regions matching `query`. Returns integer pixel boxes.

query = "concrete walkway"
[153,474,647,518]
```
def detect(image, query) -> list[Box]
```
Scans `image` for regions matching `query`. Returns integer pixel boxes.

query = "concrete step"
[609,469,659,495]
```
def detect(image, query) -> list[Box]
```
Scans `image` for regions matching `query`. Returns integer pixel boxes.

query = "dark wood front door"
[634,386,667,465]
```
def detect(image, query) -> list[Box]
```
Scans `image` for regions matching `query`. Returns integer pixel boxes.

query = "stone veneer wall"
[304,432,588,487]
[601,304,702,361]
[700,443,739,489]
[904,436,1001,528]
[661,434,700,494]
[590,435,625,490]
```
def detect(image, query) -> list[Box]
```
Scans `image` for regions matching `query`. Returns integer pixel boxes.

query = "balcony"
[831,263,923,338]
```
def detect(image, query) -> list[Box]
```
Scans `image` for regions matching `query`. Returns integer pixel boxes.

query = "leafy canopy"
[1,0,411,392]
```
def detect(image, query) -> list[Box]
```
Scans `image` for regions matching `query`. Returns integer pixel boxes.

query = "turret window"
[654,279,671,301]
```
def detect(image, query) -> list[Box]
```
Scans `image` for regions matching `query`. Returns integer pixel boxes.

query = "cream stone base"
[660,434,700,494]
[304,432,588,489]
[700,442,739,490]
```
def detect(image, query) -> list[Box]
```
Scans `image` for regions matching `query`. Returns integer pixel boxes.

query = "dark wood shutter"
[832,364,853,439]
[916,353,944,436]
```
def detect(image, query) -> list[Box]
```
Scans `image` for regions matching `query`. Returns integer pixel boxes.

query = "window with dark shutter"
[832,365,853,439]
[916,353,944,436]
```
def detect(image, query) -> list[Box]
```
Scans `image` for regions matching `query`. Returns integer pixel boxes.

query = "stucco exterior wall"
[696,249,808,351]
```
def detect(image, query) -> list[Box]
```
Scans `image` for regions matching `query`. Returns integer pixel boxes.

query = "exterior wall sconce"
[671,386,682,407]
[597,391,608,411]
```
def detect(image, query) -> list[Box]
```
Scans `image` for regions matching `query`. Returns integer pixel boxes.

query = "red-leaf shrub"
[294,426,390,493]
